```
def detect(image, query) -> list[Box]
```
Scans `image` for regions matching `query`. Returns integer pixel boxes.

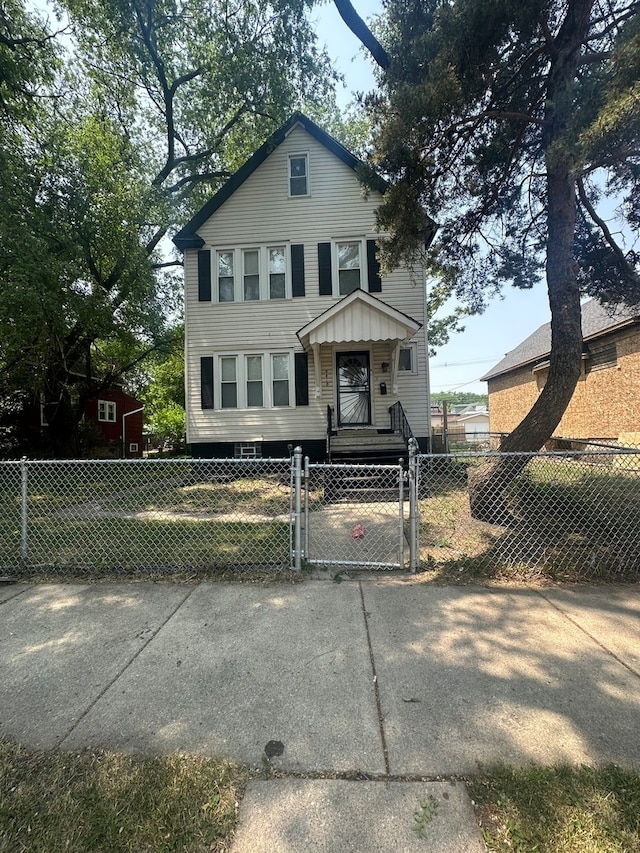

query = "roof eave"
[172,112,387,250]
[482,315,640,382]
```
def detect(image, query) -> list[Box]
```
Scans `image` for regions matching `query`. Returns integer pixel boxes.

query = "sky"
[312,1,553,396]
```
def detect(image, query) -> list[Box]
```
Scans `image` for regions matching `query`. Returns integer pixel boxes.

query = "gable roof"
[172,113,387,250]
[481,298,640,382]
[297,289,421,348]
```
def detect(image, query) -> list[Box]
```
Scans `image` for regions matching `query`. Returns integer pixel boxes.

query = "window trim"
[214,245,292,303]
[98,399,116,422]
[217,249,235,303]
[331,238,366,297]
[288,151,309,197]
[397,344,417,375]
[210,350,295,410]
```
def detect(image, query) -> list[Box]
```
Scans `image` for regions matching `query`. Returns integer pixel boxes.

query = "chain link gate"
[289,443,420,571]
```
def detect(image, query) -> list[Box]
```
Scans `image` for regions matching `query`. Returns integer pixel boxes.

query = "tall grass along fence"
[417,447,640,583]
[1,447,639,582]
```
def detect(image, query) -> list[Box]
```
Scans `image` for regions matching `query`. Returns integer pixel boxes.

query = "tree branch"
[332,0,389,69]
[166,170,232,193]
[577,177,640,287]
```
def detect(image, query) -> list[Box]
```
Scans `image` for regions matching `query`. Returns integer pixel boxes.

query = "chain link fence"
[417,449,640,582]
[0,458,292,577]
[2,447,638,582]
[302,460,407,571]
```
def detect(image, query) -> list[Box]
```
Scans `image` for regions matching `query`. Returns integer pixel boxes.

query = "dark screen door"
[337,352,371,426]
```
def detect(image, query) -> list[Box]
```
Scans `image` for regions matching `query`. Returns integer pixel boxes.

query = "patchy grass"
[0,741,248,852]
[418,456,640,584]
[468,764,640,853]
[0,471,294,575]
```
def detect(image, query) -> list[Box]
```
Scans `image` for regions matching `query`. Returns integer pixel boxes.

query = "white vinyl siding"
[184,125,430,444]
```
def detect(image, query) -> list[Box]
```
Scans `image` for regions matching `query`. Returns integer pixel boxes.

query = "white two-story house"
[173,113,430,461]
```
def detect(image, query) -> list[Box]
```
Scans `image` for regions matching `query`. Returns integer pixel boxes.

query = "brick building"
[482,299,640,444]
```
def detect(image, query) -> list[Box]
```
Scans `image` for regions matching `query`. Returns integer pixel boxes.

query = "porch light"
[381,361,389,372]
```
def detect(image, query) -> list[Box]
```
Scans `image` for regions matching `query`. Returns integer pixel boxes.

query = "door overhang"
[297,290,421,398]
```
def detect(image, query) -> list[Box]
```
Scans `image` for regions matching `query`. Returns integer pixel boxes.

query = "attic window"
[289,153,308,196]
[586,342,617,372]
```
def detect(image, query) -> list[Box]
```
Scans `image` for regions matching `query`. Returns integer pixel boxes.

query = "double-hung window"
[337,241,362,295]
[220,357,238,408]
[98,400,116,422]
[271,354,290,407]
[288,153,308,196]
[218,251,235,302]
[246,355,264,407]
[269,247,286,299]
[243,249,260,301]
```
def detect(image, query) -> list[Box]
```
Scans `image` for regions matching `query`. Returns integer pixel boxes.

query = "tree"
[336,0,640,521]
[1,0,337,456]
[137,326,188,452]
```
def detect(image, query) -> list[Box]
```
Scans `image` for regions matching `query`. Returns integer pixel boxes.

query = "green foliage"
[361,0,639,455]
[0,0,339,456]
[432,391,488,406]
[138,325,186,448]
[367,0,639,308]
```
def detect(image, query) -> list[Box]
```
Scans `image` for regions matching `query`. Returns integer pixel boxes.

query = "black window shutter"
[198,250,211,301]
[367,240,382,292]
[294,352,309,406]
[291,244,305,297]
[200,356,214,409]
[317,242,332,295]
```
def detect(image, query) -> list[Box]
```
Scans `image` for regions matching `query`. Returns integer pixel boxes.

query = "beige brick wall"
[488,326,640,440]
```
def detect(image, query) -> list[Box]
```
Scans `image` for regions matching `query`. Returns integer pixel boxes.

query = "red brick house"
[19,385,144,458]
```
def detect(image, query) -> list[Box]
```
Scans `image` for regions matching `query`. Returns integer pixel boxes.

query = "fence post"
[408,439,419,573]
[398,459,405,569]
[20,456,28,566]
[293,446,303,571]
[304,455,310,563]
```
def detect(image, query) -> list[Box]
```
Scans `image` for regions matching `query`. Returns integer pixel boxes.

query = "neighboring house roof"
[481,299,640,382]
[172,113,388,251]
[457,411,489,422]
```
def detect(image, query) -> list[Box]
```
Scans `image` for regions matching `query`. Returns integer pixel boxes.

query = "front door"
[337,351,371,426]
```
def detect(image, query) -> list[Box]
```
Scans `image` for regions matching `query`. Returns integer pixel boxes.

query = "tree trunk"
[468,0,593,523]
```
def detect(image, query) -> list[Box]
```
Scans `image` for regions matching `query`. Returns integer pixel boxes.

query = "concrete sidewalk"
[1,578,639,850]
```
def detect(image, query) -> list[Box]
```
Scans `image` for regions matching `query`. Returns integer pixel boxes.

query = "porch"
[296,290,425,463]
